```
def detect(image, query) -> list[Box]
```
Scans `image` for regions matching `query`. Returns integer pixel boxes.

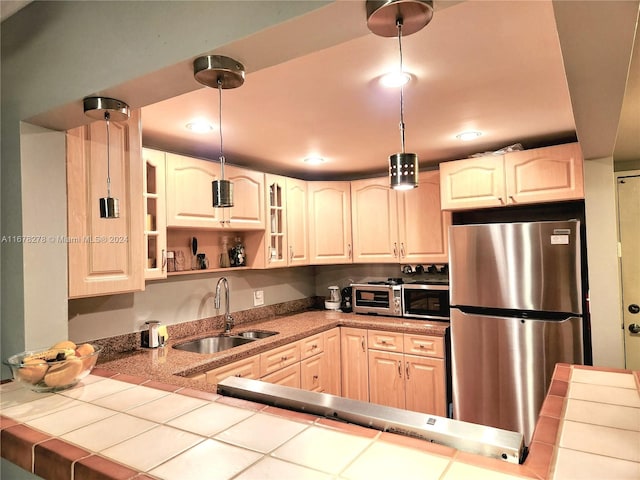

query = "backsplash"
[91,296,320,358]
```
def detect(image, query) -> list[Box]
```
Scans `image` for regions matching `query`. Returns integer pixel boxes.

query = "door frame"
[615,169,640,369]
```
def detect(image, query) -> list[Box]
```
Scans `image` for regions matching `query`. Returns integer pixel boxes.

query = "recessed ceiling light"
[380,71,411,88]
[456,131,483,141]
[303,156,325,165]
[185,119,214,133]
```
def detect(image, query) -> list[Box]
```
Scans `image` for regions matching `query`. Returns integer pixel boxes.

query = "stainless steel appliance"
[352,281,403,317]
[449,220,584,446]
[402,282,450,320]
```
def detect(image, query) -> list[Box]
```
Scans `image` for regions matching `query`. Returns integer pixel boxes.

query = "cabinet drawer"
[368,330,403,352]
[261,363,301,388]
[300,333,324,359]
[260,342,300,376]
[403,334,444,358]
[205,355,260,384]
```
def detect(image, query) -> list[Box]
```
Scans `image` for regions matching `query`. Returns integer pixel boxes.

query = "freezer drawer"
[451,308,583,445]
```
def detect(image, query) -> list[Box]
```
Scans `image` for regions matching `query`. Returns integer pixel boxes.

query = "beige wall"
[584,157,625,367]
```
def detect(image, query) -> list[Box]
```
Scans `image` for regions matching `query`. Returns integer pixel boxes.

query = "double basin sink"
[173,330,278,354]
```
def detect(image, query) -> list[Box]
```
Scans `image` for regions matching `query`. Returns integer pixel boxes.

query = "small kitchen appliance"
[402,281,450,320]
[352,280,403,317]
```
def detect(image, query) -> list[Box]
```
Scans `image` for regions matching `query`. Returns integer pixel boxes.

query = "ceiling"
[139,0,638,181]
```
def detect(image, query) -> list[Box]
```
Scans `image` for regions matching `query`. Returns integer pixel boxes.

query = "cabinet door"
[368,350,405,409]
[143,148,167,280]
[165,153,223,228]
[439,156,506,210]
[308,182,352,264]
[397,170,451,264]
[205,355,260,384]
[286,178,309,266]
[340,327,369,401]
[224,165,265,229]
[323,328,342,396]
[351,177,399,263]
[262,363,301,388]
[66,109,144,298]
[404,354,446,416]
[300,354,324,392]
[505,143,584,204]
[265,174,288,268]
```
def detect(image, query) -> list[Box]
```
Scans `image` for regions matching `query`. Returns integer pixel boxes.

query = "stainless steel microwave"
[402,283,450,320]
[352,283,403,317]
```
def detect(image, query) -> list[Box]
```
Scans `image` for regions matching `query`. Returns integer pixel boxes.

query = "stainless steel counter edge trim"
[217,376,524,464]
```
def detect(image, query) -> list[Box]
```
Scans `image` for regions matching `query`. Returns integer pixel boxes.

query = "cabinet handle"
[400,242,406,258]
[498,197,505,205]
[348,243,352,259]
[393,242,398,257]
[406,362,410,380]
[289,246,294,261]
[398,360,402,378]
[381,340,387,345]
[313,375,319,381]
[311,344,317,349]
[161,249,166,272]
[509,195,516,203]
[281,356,288,361]
[361,336,365,352]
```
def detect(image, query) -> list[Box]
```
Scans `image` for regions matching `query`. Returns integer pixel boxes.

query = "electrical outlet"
[253,289,264,306]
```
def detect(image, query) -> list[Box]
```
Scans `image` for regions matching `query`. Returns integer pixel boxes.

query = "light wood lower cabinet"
[340,327,369,401]
[404,354,445,415]
[368,350,405,409]
[205,355,261,384]
[262,363,301,388]
[323,328,341,396]
[300,354,324,392]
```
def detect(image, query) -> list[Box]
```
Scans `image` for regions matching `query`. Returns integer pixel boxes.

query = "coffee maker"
[340,286,353,313]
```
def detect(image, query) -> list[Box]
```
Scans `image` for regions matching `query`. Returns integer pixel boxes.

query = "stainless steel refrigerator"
[449,220,584,446]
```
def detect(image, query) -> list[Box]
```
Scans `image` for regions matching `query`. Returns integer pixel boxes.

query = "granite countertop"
[97,310,450,392]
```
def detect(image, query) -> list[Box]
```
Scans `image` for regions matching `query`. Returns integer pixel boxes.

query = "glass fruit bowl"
[4,343,102,393]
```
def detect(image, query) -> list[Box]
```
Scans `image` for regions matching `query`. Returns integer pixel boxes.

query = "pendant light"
[193,55,245,208]
[83,96,130,218]
[366,0,434,190]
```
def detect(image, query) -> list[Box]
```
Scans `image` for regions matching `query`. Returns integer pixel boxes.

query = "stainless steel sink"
[173,335,255,354]
[237,330,278,339]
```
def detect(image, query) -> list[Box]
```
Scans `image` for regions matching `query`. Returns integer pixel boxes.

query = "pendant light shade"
[366,0,433,190]
[389,152,418,190]
[193,55,245,208]
[83,96,130,218]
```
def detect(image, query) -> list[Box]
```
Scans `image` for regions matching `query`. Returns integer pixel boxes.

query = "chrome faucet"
[214,277,234,334]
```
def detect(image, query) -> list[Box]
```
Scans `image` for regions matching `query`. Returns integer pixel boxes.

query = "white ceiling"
[14,0,638,176]
[142,0,580,180]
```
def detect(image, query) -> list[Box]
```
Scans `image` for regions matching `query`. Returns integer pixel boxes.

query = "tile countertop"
[93,310,452,392]
[2,364,638,480]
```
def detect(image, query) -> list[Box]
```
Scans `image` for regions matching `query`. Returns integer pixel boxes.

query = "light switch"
[253,289,264,306]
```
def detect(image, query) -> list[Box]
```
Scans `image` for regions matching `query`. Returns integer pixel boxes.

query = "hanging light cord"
[104,111,112,197]
[397,18,406,154]
[217,78,226,180]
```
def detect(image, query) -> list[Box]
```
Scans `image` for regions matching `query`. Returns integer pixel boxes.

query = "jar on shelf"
[219,236,231,268]
[229,236,246,267]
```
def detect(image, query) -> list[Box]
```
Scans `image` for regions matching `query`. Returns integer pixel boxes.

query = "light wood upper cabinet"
[505,143,584,204]
[351,177,398,263]
[440,143,584,210]
[224,165,265,229]
[265,174,288,267]
[308,181,352,264]
[66,109,144,298]
[165,153,264,229]
[397,171,451,264]
[143,148,167,280]
[351,172,449,264]
[166,153,222,228]
[286,177,309,266]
